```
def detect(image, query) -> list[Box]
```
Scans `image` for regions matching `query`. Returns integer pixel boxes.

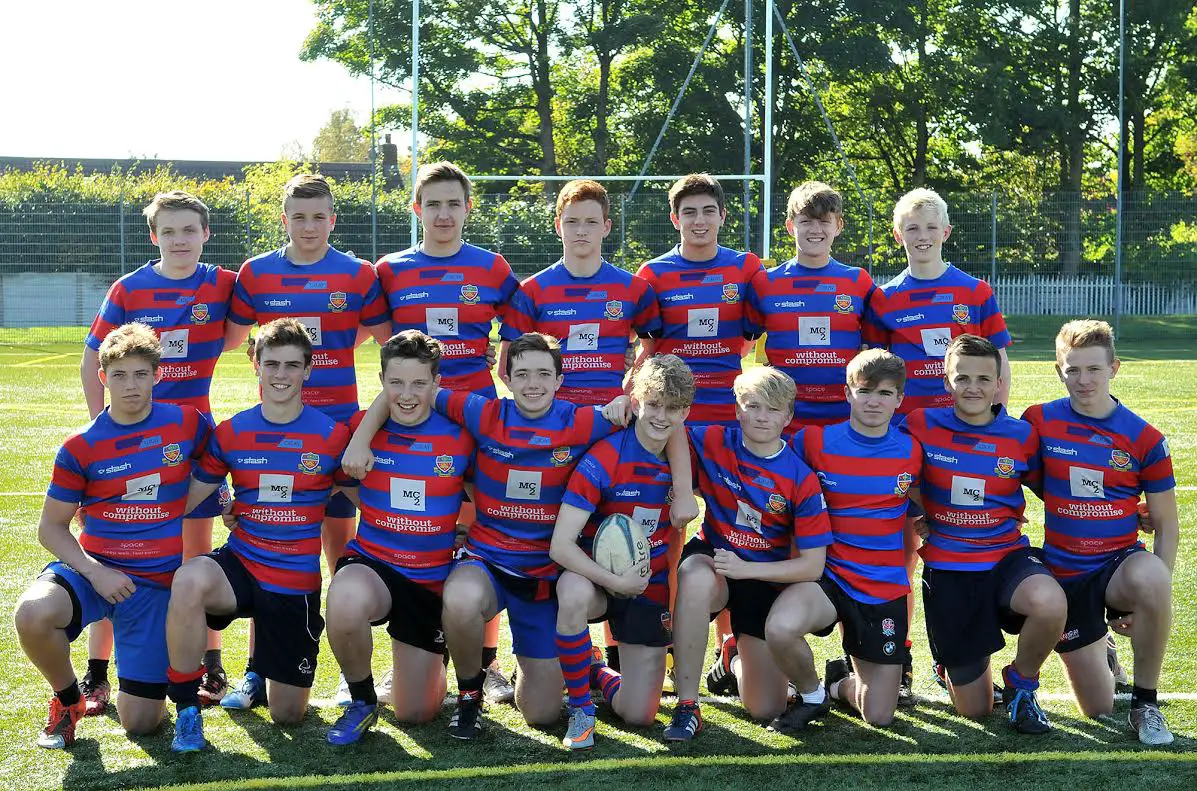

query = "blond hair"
[733,366,796,412]
[892,187,949,233]
[98,322,162,370]
[1055,319,1117,365]
[632,354,695,409]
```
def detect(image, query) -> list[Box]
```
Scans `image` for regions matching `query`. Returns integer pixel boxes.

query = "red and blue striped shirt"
[341,410,475,593]
[195,405,350,594]
[500,260,661,405]
[376,243,519,397]
[86,262,235,416]
[1021,398,1173,578]
[795,422,921,604]
[48,403,209,588]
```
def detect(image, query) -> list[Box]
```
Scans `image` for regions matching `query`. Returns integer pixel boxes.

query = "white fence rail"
[989,276,1197,316]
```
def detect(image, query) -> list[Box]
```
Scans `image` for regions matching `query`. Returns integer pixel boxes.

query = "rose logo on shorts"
[162,443,183,466]
[1110,449,1132,470]
[434,454,455,477]
[660,610,673,636]
[191,303,210,324]
[951,304,970,324]
[721,283,740,304]
[893,471,913,496]
[460,284,480,304]
[767,493,787,514]
[328,291,348,312]
[833,294,853,314]
[604,300,624,320]
[881,617,896,637]
[995,456,1017,478]
[298,452,321,474]
[551,446,572,466]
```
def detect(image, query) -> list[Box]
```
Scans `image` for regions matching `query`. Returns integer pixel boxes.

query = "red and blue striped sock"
[593,663,622,706]
[556,628,595,714]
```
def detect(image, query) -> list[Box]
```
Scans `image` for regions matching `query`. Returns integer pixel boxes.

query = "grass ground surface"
[0,319,1194,790]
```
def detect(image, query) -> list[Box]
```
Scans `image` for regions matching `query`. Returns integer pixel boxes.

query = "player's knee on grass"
[949,670,996,720]
[1060,640,1115,718]
[267,687,310,725]
[117,690,166,735]
[515,657,564,725]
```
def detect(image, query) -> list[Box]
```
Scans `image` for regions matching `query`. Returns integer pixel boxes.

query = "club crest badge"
[995,456,1016,478]
[328,291,347,312]
[551,446,572,466]
[299,452,321,474]
[767,493,787,514]
[1110,449,1132,470]
[834,294,853,314]
[191,303,210,324]
[434,454,455,477]
[162,443,183,466]
[460,284,480,304]
[604,300,624,320]
[721,283,740,304]
[894,471,913,496]
[951,304,970,324]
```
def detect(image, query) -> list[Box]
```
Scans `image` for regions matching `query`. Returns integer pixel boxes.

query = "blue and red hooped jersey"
[865,265,1010,415]
[48,403,210,588]
[637,246,762,425]
[746,257,875,429]
[562,428,674,605]
[1022,398,1173,578]
[195,405,350,594]
[376,243,519,397]
[436,390,618,580]
[500,260,661,405]
[691,425,832,562]
[902,406,1039,571]
[341,410,475,592]
[86,262,235,417]
[795,422,921,604]
[230,247,389,422]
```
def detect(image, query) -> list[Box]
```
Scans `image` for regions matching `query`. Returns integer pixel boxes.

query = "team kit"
[13,166,1179,756]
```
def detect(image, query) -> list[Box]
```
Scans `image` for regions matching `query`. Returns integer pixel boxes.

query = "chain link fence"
[1,185,1194,344]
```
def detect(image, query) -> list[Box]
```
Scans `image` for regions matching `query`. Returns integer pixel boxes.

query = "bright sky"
[2,0,405,161]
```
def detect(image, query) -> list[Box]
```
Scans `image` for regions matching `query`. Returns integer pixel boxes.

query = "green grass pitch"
[0,318,1195,790]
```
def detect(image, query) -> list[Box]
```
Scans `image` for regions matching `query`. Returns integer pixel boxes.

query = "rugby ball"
[592,513,652,596]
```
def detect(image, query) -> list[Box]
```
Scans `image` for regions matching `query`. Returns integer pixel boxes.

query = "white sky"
[1,0,405,161]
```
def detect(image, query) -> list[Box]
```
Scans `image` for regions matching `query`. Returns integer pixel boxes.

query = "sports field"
[0,318,1195,790]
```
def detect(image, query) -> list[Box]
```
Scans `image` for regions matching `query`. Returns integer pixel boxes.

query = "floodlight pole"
[762,0,774,260]
[1113,0,1125,338]
[410,0,421,247]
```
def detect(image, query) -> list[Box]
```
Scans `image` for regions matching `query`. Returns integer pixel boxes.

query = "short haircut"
[381,329,442,376]
[733,366,796,412]
[632,354,695,409]
[945,334,1002,375]
[143,191,210,233]
[283,173,335,212]
[98,322,162,371]
[846,348,906,392]
[506,332,563,377]
[556,179,609,220]
[787,181,843,221]
[414,161,472,205]
[668,173,725,215]
[892,187,949,232]
[1055,319,1117,365]
[256,317,314,366]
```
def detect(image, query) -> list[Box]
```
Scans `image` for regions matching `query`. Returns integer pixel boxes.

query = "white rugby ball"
[592,512,651,596]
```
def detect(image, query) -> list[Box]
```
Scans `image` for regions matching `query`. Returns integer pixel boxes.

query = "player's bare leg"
[14,581,77,693]
[1107,552,1172,691]
[944,663,997,719]
[442,564,498,682]
[321,516,356,570]
[764,581,836,694]
[514,656,564,725]
[115,693,166,735]
[672,555,728,703]
[265,679,311,724]
[836,657,901,726]
[167,557,237,676]
[392,640,447,723]
[735,635,789,721]
[1008,574,1067,681]
[326,563,390,698]
[610,643,666,726]
[182,517,222,654]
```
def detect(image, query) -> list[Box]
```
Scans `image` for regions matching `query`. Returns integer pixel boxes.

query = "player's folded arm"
[1144,487,1180,572]
[549,503,609,584]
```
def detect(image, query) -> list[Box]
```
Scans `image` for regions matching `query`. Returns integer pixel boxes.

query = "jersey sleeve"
[562,449,612,514]
[47,441,86,504]
[791,464,833,551]
[435,389,488,438]
[358,264,390,326]
[85,282,127,351]
[975,280,1011,349]
[187,408,211,459]
[498,281,537,341]
[229,260,258,326]
[632,277,663,338]
[742,252,764,281]
[1020,421,1043,492]
[744,268,767,339]
[196,426,231,482]
[492,254,521,316]
[862,289,890,348]
[1139,429,1176,494]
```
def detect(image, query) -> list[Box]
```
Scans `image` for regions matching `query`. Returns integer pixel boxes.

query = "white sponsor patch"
[159,328,190,360]
[798,316,831,347]
[123,472,161,502]
[950,475,986,507]
[631,505,661,537]
[687,308,719,338]
[734,500,764,534]
[505,470,542,501]
[425,307,459,337]
[920,327,953,358]
[259,473,295,503]
[390,478,427,512]
[1069,466,1106,499]
[296,317,323,347]
[566,323,600,351]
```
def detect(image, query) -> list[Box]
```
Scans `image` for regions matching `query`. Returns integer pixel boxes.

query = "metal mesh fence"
[1,186,1194,344]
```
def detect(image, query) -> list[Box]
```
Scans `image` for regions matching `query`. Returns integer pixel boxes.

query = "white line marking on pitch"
[13,352,74,367]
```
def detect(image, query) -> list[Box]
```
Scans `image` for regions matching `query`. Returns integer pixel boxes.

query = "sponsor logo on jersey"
[435,454,455,477]
[551,446,572,466]
[191,303,210,323]
[162,443,183,466]
[460,284,480,304]
[894,471,913,496]
[328,291,348,312]
[995,456,1016,478]
[139,434,162,450]
[721,283,740,304]
[299,452,321,474]
[604,300,624,320]
[767,493,787,514]
[1110,449,1132,470]
[951,304,970,324]
[833,293,853,314]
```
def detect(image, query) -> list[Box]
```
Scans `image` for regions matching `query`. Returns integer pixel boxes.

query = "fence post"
[990,191,998,282]
[245,187,252,259]
[619,194,627,263]
[118,184,127,276]
[866,198,874,275]
[496,194,504,254]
